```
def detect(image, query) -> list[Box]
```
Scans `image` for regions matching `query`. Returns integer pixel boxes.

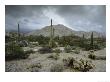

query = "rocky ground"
[5,47,106,72]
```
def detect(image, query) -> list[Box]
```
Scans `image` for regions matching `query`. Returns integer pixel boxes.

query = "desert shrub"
[64,45,72,53]
[48,53,59,60]
[53,48,61,53]
[5,42,29,60]
[88,50,96,60]
[50,64,64,72]
[63,57,94,72]
[73,48,80,54]
[71,46,77,50]
[76,59,94,72]
[38,46,52,54]
[63,57,77,68]
[27,63,42,72]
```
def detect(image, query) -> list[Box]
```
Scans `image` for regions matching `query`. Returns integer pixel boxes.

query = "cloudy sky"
[5,5,106,33]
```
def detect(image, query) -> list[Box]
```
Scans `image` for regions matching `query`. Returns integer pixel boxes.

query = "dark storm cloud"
[5,5,106,33]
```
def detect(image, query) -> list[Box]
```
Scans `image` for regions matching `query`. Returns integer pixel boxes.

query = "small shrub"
[50,64,64,72]
[63,57,77,68]
[53,48,61,53]
[63,57,94,72]
[73,48,80,54]
[71,46,77,50]
[88,50,96,60]
[38,46,52,54]
[76,59,94,72]
[64,45,72,53]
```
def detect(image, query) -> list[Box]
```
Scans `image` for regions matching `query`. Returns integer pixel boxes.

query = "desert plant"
[50,64,64,72]
[88,50,96,60]
[90,32,94,50]
[71,46,77,50]
[73,48,80,54]
[53,48,61,53]
[63,57,94,72]
[17,23,20,42]
[76,59,94,72]
[63,57,77,68]
[64,45,72,53]
[49,19,56,48]
[5,42,29,60]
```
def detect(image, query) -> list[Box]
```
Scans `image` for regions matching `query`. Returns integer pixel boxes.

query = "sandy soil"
[5,47,106,72]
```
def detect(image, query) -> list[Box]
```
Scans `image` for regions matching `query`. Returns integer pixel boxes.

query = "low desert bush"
[64,45,72,53]
[50,64,64,72]
[88,50,96,60]
[71,46,77,50]
[73,48,80,54]
[63,57,94,72]
[63,57,77,68]
[53,48,61,53]
[76,59,94,72]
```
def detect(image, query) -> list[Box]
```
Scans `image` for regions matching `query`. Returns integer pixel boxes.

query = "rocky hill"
[27,24,105,38]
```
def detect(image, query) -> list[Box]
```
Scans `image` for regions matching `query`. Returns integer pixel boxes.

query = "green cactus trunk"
[18,23,20,42]
[49,19,55,48]
[90,32,94,49]
[82,34,85,47]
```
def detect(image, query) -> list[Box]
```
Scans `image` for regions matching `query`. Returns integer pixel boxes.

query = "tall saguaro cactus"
[90,32,94,49]
[49,19,55,48]
[82,34,85,46]
[18,23,20,42]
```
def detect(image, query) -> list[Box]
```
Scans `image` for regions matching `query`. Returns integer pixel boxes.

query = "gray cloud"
[5,5,106,33]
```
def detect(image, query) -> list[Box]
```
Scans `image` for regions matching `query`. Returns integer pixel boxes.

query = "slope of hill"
[27,24,105,38]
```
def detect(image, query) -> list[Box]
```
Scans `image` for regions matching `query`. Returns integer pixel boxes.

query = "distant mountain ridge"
[26,24,105,38]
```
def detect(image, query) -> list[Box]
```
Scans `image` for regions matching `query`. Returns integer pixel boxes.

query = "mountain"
[27,24,105,38]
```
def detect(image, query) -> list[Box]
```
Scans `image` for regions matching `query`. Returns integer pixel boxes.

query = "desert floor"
[5,47,106,72]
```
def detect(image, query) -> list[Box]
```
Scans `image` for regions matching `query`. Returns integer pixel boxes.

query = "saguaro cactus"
[49,19,55,48]
[82,34,85,46]
[18,23,20,42]
[90,32,94,49]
